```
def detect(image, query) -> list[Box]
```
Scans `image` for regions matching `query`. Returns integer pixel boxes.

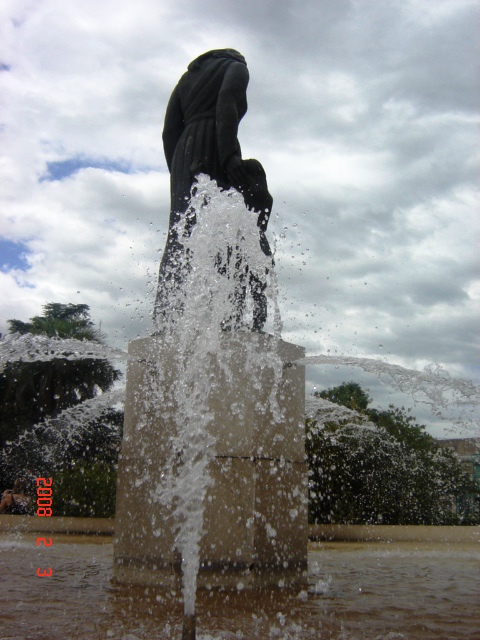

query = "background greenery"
[307,382,479,525]
[0,303,122,517]
[1,306,477,522]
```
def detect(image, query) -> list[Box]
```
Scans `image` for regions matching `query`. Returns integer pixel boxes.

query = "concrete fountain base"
[113,332,307,588]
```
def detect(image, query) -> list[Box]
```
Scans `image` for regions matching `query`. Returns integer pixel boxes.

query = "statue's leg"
[153,237,190,330]
[250,272,267,331]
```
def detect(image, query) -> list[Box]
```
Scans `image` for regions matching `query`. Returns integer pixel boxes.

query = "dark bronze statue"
[154,49,272,330]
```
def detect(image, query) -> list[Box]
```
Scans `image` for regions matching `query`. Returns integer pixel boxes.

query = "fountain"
[1,48,479,640]
[110,46,479,637]
[1,293,479,640]
[112,176,309,634]
[113,49,309,640]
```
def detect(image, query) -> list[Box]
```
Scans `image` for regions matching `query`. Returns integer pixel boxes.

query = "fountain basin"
[1,528,479,639]
[114,333,308,588]
[2,515,479,543]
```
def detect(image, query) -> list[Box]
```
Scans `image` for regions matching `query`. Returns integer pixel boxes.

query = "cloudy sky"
[1,0,478,437]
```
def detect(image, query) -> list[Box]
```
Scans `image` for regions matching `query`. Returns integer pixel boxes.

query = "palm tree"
[7,303,100,340]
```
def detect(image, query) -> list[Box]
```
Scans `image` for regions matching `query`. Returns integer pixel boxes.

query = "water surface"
[0,533,478,639]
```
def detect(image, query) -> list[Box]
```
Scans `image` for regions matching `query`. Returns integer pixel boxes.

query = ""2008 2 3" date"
[36,477,53,577]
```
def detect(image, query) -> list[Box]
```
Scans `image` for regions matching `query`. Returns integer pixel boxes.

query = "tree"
[307,382,479,525]
[316,381,371,413]
[7,303,100,340]
[0,303,123,497]
[307,419,409,524]
[368,405,437,453]
[54,460,118,517]
[0,303,119,444]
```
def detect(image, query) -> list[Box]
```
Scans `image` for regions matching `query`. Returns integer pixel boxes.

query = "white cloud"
[0,0,478,437]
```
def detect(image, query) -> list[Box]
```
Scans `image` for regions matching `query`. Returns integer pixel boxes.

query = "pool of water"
[0,533,478,639]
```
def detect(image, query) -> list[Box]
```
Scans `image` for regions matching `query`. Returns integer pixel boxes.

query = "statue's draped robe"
[154,54,248,324]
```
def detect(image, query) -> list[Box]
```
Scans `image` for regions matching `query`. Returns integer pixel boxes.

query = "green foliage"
[7,303,100,341]
[307,382,479,525]
[1,408,123,485]
[0,302,122,498]
[316,381,371,412]
[308,421,400,524]
[368,406,437,453]
[53,461,117,517]
[0,358,120,450]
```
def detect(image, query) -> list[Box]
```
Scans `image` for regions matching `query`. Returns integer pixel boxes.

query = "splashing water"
[301,354,480,434]
[305,394,375,428]
[0,331,128,367]
[0,331,127,480]
[0,177,285,636]
[1,177,479,637]
[145,175,284,628]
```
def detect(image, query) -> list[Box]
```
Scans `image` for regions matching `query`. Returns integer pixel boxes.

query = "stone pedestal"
[113,332,307,588]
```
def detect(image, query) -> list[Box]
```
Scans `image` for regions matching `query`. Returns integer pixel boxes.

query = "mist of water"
[0,331,128,367]
[145,175,283,623]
